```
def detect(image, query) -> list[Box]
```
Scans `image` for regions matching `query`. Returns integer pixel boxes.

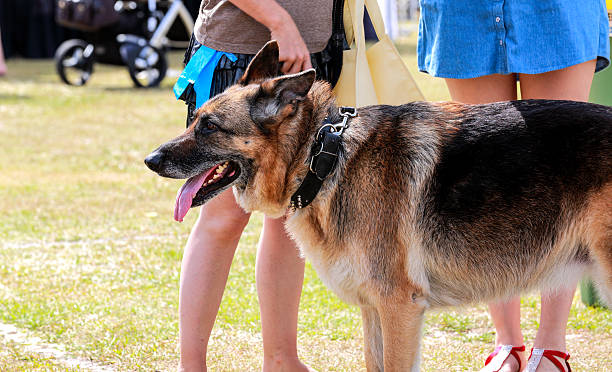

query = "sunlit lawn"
[0,34,610,371]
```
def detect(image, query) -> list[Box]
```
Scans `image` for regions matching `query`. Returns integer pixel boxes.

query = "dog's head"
[145,41,319,221]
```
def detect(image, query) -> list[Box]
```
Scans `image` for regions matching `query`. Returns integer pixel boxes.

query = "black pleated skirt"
[181,36,337,127]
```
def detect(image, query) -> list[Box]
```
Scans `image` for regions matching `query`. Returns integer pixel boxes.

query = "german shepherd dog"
[146,41,612,371]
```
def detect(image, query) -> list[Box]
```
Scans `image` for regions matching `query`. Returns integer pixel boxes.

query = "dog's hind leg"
[361,306,384,372]
[586,183,612,306]
[377,296,426,372]
[587,232,612,306]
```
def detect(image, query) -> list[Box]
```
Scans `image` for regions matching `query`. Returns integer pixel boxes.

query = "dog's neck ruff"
[289,106,357,211]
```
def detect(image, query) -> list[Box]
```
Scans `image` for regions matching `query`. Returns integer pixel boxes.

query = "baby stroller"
[54,0,194,87]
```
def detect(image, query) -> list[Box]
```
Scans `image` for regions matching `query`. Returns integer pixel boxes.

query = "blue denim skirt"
[418,0,610,78]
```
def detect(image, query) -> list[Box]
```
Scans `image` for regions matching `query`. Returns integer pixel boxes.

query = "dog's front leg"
[361,306,384,372]
[377,298,425,372]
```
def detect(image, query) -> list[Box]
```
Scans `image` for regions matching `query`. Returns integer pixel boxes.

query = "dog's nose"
[144,151,164,172]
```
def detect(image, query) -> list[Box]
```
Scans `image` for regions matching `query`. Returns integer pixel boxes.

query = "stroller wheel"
[126,45,167,88]
[55,39,95,86]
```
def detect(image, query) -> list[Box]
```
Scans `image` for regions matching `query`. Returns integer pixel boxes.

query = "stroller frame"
[55,0,194,88]
[148,0,194,50]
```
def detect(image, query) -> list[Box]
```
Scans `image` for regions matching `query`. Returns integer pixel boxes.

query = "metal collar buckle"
[288,106,357,212]
[310,107,356,177]
[334,106,357,135]
[316,106,358,139]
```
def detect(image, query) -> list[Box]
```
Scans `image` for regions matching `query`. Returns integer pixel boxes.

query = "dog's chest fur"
[305,243,367,305]
[287,209,370,305]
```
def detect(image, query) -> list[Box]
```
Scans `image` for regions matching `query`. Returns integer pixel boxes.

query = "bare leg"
[487,298,527,371]
[518,60,596,101]
[528,287,576,371]
[444,60,596,372]
[178,188,251,372]
[445,74,517,103]
[256,216,310,372]
[518,59,595,372]
[446,74,525,372]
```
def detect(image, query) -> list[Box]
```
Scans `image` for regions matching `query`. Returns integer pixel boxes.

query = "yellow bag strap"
[347,0,366,52]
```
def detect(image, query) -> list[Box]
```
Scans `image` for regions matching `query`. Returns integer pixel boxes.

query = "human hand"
[270,17,312,74]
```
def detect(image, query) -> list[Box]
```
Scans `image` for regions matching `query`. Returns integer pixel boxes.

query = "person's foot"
[262,354,314,372]
[176,361,207,372]
[494,353,522,372]
[480,345,526,372]
[0,63,6,76]
[524,348,571,372]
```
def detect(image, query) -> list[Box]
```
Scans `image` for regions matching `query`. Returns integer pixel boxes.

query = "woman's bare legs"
[526,288,576,371]
[519,59,596,101]
[257,216,310,372]
[444,73,518,104]
[178,189,251,371]
[178,189,309,372]
[485,288,576,372]
[446,60,596,372]
[446,74,526,372]
[487,298,526,371]
[516,59,596,372]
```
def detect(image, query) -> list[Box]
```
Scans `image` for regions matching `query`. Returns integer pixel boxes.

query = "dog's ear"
[239,40,280,85]
[250,69,316,129]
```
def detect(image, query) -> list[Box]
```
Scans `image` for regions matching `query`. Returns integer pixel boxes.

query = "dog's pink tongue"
[174,167,216,222]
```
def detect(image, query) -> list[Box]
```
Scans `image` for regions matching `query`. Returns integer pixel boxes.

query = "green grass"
[0,34,610,371]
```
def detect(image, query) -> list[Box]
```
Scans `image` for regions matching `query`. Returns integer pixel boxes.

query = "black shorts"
[181,36,340,127]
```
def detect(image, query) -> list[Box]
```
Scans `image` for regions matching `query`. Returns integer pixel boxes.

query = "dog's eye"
[198,118,218,135]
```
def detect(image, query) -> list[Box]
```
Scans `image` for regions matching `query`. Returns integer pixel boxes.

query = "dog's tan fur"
[146,42,612,371]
